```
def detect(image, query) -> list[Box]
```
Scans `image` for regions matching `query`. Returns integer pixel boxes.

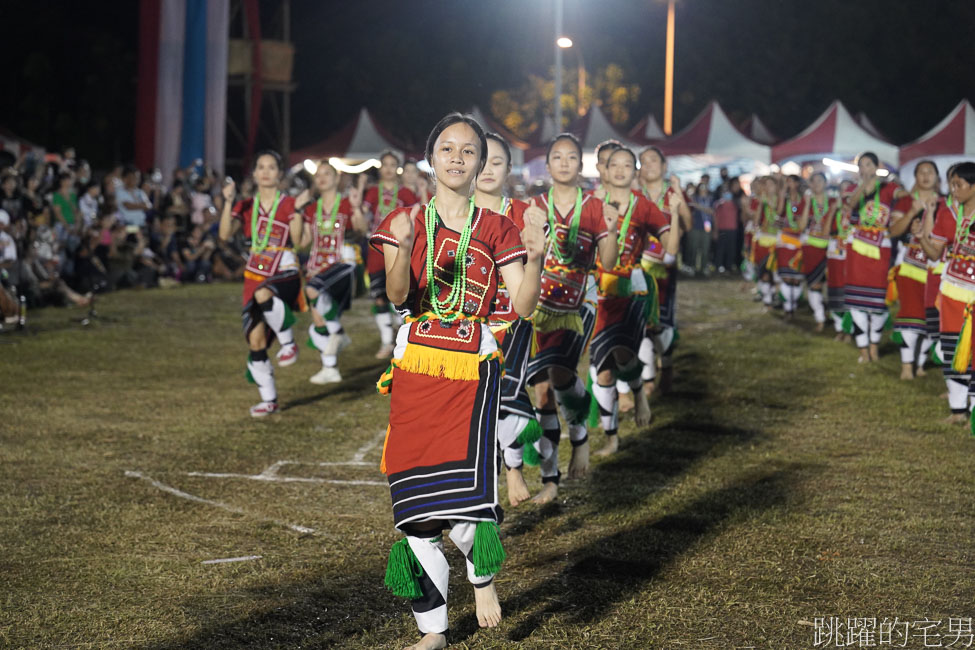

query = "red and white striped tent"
[771,100,898,166]
[289,108,408,166]
[627,113,666,145]
[897,100,975,186]
[659,101,770,162]
[739,113,778,145]
[0,127,45,163]
[855,112,892,143]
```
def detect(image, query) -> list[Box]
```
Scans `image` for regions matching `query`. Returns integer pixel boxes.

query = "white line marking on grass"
[352,429,386,462]
[124,471,316,534]
[185,470,384,486]
[201,555,263,565]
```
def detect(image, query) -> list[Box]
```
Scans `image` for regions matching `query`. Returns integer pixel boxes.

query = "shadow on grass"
[487,466,802,645]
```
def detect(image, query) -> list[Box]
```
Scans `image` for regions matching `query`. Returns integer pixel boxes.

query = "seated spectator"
[78,181,100,229]
[190,176,213,226]
[180,223,215,283]
[115,165,150,229]
[0,210,20,321]
[161,182,191,232]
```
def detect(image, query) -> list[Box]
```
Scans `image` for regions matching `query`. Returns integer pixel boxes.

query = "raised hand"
[222,178,236,202]
[295,188,311,209]
[668,175,684,204]
[523,204,547,231]
[389,204,419,247]
[348,185,362,209]
[602,201,620,234]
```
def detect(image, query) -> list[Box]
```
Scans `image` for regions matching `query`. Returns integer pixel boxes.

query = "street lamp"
[554,0,564,132]
[558,37,586,117]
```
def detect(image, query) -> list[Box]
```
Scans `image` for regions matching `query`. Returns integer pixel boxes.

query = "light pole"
[554,0,564,132]
[557,37,584,117]
[663,0,676,135]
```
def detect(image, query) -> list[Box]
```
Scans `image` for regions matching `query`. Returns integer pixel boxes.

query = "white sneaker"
[276,342,298,367]
[249,401,279,417]
[309,366,342,385]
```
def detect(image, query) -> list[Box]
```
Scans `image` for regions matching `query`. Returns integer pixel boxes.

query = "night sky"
[4,0,975,167]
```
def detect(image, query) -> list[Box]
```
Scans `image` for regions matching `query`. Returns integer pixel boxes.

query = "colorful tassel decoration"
[952,304,973,373]
[472,521,506,577]
[384,538,424,599]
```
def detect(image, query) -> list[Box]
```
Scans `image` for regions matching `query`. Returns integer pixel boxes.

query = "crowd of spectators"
[0,147,251,325]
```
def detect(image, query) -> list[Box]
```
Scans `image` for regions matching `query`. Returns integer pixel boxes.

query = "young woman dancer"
[372,114,543,648]
[219,150,304,417]
[827,180,856,341]
[524,133,619,505]
[799,172,834,331]
[918,162,975,423]
[300,161,368,384]
[590,147,681,457]
[364,150,419,358]
[888,160,941,379]
[474,132,545,507]
[843,152,909,363]
[636,146,689,396]
[753,177,781,308]
[776,175,805,318]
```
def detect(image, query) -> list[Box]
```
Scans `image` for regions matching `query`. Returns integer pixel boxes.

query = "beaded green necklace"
[612,192,637,268]
[546,187,583,264]
[810,195,827,226]
[378,182,398,218]
[314,193,341,234]
[858,180,882,228]
[250,191,282,253]
[425,196,476,322]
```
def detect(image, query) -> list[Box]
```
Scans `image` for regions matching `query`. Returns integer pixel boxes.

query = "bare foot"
[916,367,927,377]
[940,392,949,400]
[945,413,968,425]
[473,582,502,628]
[567,440,589,479]
[593,434,618,458]
[814,321,825,333]
[618,389,635,413]
[900,364,914,380]
[531,482,558,504]
[858,349,871,364]
[833,332,845,342]
[634,390,652,428]
[505,467,531,507]
[405,632,448,650]
[842,334,852,343]
[869,343,880,361]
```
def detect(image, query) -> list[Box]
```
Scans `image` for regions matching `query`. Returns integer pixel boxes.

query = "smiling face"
[476,138,509,195]
[431,121,482,194]
[607,150,637,189]
[638,149,664,185]
[547,138,582,186]
[252,154,281,189]
[314,164,339,193]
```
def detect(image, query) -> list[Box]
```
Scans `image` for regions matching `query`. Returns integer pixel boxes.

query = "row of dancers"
[743,155,975,424]
[217,114,696,648]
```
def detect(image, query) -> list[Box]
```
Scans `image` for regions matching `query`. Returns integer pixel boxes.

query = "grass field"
[2,278,973,649]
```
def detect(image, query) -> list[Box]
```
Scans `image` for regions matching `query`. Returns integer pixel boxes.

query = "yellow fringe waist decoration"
[898,263,928,284]
[396,345,504,382]
[941,280,975,305]
[953,303,974,373]
[805,236,829,249]
[885,266,899,306]
[756,235,777,248]
[533,307,584,334]
[851,238,882,260]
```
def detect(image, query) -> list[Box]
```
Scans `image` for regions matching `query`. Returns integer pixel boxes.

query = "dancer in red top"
[372,113,543,648]
[300,161,369,384]
[474,132,545,506]
[218,150,304,417]
[776,175,806,318]
[843,152,909,363]
[363,150,419,359]
[589,147,681,457]
[889,160,941,380]
[798,172,835,331]
[525,133,619,505]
